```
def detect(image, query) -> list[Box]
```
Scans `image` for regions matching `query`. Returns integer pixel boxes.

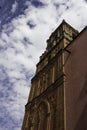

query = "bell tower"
[21,20,79,130]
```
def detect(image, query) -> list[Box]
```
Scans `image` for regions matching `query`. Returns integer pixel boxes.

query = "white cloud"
[11,1,18,13]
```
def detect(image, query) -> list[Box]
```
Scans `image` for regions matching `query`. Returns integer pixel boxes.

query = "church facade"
[21,20,87,130]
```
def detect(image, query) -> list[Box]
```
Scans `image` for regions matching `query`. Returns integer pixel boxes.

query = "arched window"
[38,103,47,130]
[37,101,51,130]
[28,101,51,130]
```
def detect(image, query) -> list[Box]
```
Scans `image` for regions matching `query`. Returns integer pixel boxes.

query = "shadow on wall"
[75,103,87,130]
[78,74,87,101]
[75,74,87,130]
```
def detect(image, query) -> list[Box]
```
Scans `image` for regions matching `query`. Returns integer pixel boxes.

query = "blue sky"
[0,0,87,130]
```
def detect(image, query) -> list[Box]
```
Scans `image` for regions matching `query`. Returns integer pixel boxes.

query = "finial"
[62,19,66,23]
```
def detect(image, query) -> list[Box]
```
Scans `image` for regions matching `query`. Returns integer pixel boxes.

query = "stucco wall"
[64,27,87,130]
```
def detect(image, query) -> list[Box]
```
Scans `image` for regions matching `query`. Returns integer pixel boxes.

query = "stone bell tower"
[21,20,79,130]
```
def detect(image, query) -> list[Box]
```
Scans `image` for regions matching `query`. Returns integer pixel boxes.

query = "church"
[21,20,87,130]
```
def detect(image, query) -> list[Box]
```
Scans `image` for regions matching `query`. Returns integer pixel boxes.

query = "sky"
[0,0,87,130]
